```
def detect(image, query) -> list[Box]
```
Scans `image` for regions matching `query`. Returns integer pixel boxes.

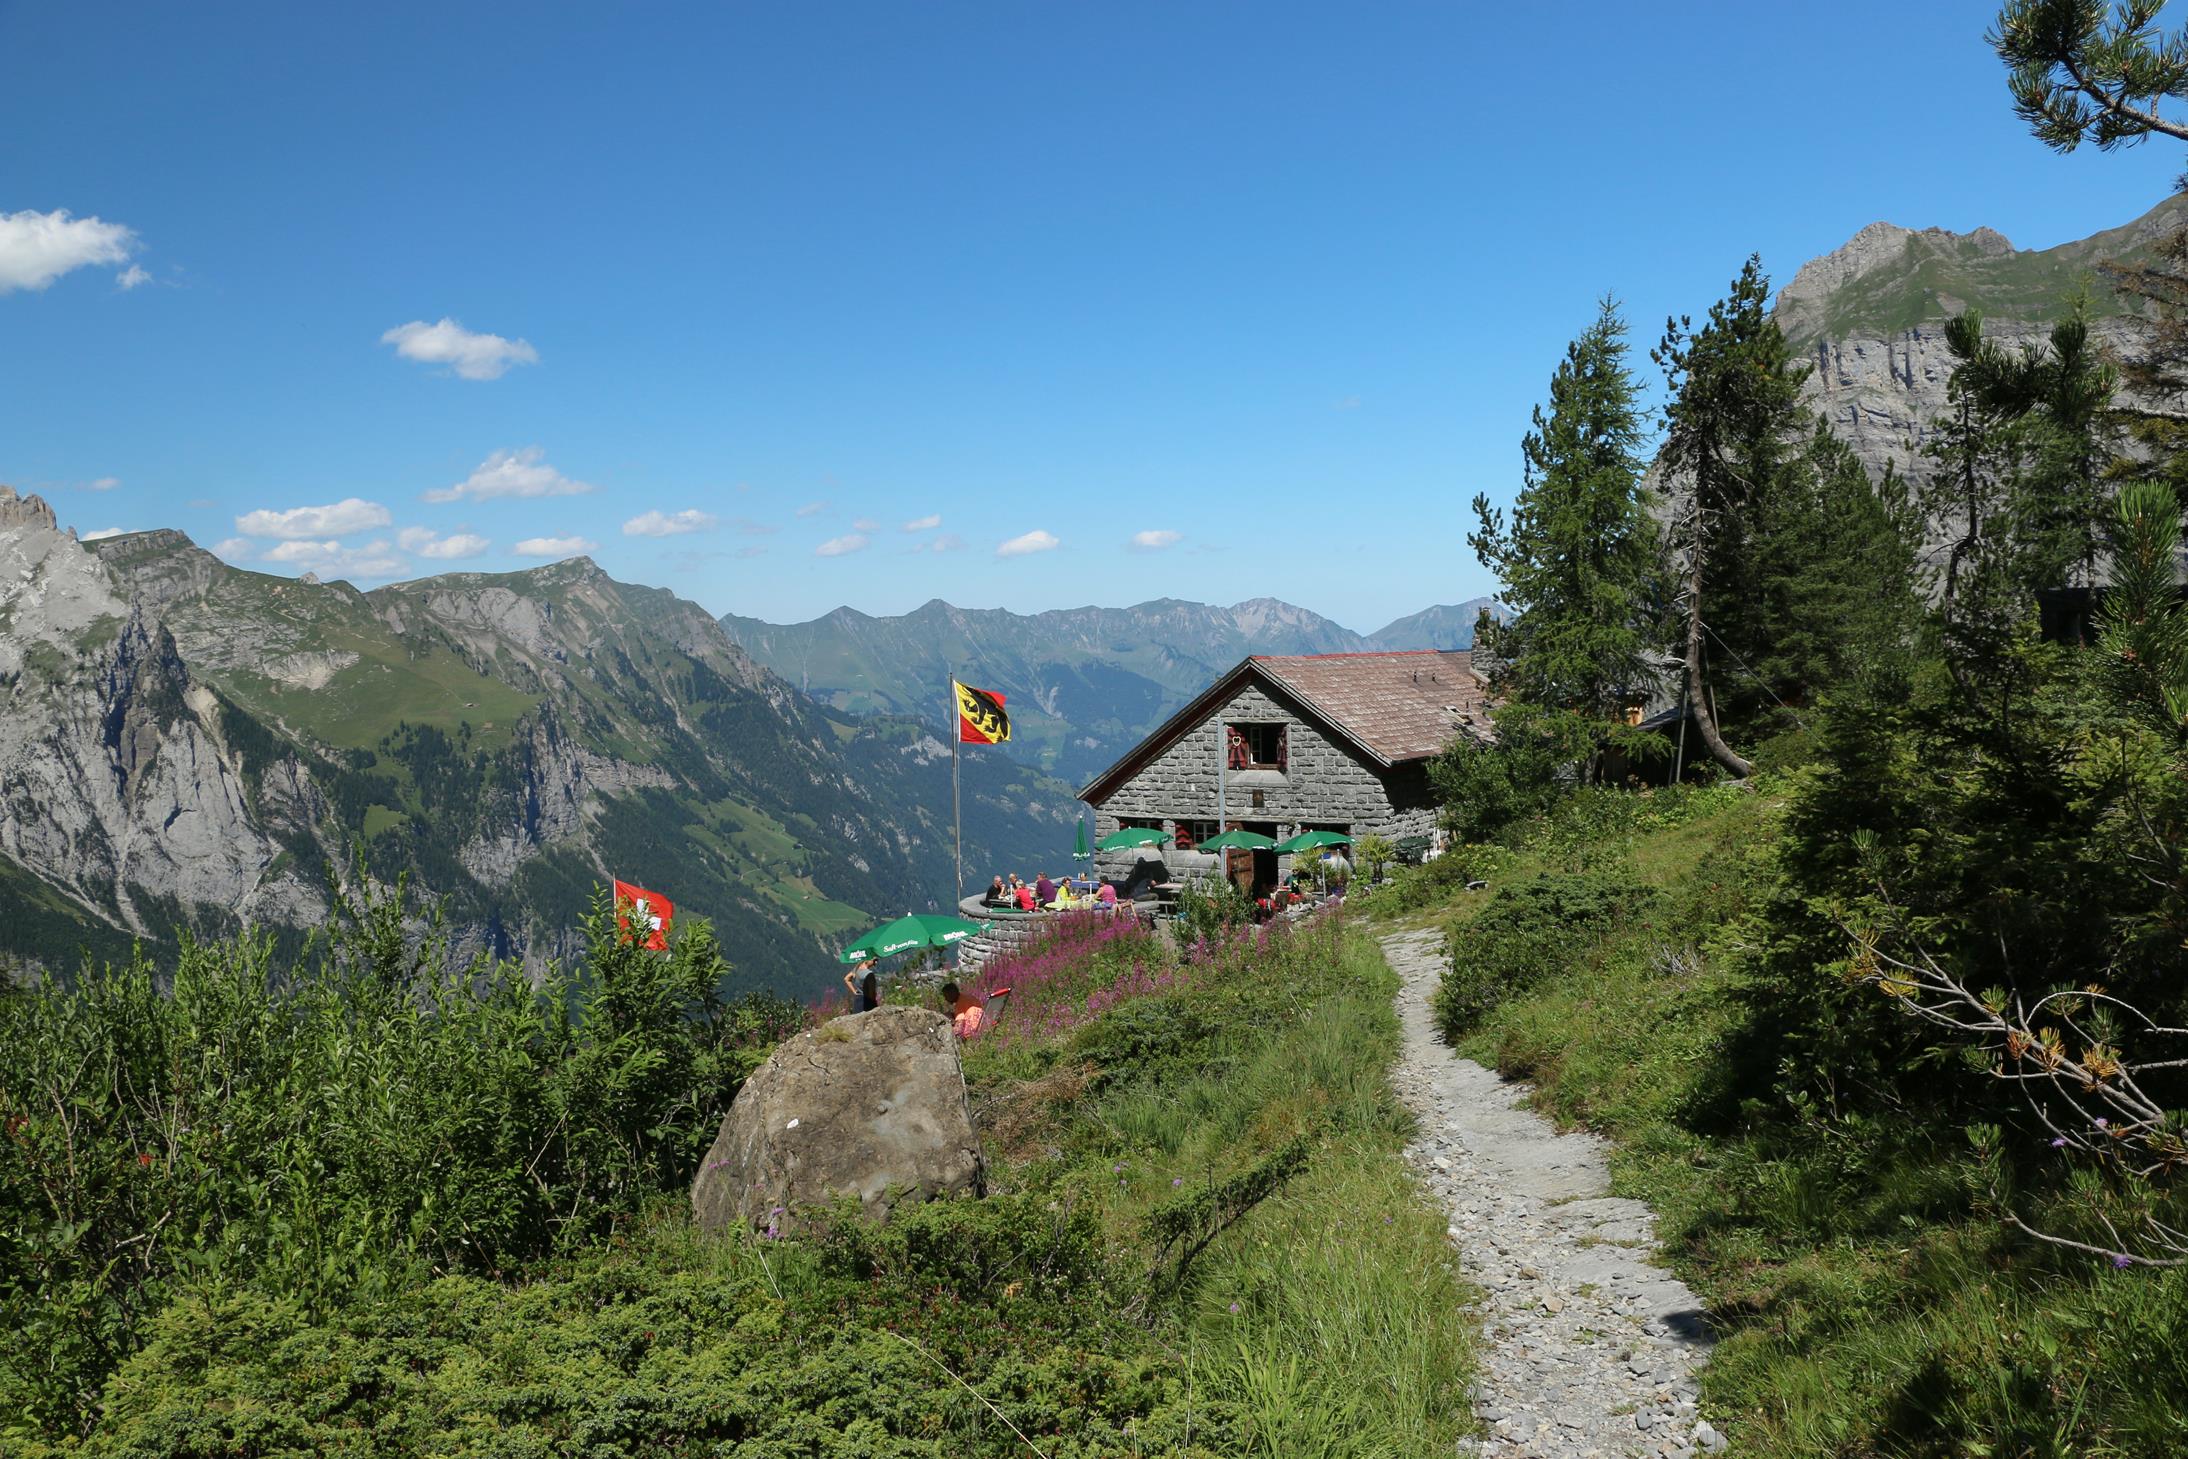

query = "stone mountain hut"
[1077,649,1495,889]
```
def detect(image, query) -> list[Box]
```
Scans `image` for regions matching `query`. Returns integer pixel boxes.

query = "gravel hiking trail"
[1380,929,1727,1459]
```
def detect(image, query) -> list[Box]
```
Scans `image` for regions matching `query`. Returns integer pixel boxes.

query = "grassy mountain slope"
[1368,595,1502,651]
[7,898,1473,1456]
[1368,785,2188,1455]
[1774,192,2188,349]
[10,533,1082,992]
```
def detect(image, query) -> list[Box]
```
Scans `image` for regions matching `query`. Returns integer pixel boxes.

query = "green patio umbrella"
[1274,830,1353,854]
[1072,816,1092,865]
[1199,829,1277,852]
[838,912,988,965]
[1096,827,1174,851]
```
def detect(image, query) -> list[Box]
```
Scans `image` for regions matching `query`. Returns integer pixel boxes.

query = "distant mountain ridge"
[0,493,1079,991]
[1368,598,1505,652]
[719,594,1503,781]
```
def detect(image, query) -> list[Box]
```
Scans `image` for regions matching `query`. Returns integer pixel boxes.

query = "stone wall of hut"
[1087,679,1437,873]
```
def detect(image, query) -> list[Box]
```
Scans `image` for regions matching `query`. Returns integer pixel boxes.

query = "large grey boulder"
[691,1005,983,1232]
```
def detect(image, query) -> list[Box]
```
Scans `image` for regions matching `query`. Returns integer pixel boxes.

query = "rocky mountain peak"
[0,486,58,534]
[1774,220,2015,338]
[1738,194,2188,524]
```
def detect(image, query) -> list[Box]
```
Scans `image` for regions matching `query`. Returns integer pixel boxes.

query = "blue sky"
[2,2,2180,635]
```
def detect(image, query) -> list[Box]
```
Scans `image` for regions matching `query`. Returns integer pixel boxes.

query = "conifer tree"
[2015,298,2122,589]
[1995,0,2188,151]
[1469,298,1661,779]
[1753,430,1922,705]
[1651,257,1813,776]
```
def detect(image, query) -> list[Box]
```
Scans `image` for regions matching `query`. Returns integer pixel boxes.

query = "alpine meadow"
[11,4,2188,1458]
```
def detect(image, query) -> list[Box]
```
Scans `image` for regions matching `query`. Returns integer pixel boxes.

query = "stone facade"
[1088,679,1437,876]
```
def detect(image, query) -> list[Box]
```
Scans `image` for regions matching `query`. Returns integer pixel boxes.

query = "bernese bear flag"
[954,681,1011,745]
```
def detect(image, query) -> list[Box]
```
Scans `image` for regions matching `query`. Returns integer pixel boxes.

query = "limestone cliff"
[0,502,1079,988]
[0,489,316,943]
[1773,194,2188,483]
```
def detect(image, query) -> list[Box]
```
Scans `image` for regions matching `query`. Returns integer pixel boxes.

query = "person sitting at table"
[1034,871,1056,906]
[1049,880,1078,910]
[981,875,1010,908]
[1014,879,1037,911]
[1096,881,1119,909]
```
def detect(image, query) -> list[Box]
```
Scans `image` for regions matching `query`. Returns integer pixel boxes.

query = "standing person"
[841,957,879,1012]
[939,981,985,1038]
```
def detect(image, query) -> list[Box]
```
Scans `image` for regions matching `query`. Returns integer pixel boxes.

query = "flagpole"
[950,677,963,906]
[1216,718,1227,829]
[1215,718,1227,889]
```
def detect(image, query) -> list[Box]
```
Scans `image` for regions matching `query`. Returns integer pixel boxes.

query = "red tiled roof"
[1252,650,1491,764]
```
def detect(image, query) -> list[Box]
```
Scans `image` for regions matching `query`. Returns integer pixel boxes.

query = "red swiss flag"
[613,878,674,951]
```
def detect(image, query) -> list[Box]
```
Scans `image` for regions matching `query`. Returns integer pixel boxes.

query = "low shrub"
[1176,876,1256,942]
[1434,868,1661,1037]
[9,873,1470,1456]
[31,1209,1247,1459]
[0,877,798,1437]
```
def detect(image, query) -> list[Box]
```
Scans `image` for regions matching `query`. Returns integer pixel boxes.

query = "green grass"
[231,631,539,752]
[361,803,408,838]
[961,918,1477,1458]
[1387,786,2188,1458]
[16,899,1472,1455]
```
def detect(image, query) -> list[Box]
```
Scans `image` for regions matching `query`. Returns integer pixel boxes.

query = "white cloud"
[261,539,339,563]
[1129,529,1182,551]
[734,545,768,559]
[426,447,593,503]
[235,497,392,539]
[68,476,121,492]
[0,209,137,293]
[81,527,128,541]
[623,508,718,538]
[997,528,1060,558]
[731,517,777,536]
[1334,394,1362,410]
[815,533,869,558]
[115,265,151,291]
[396,526,490,559]
[212,537,254,561]
[795,500,828,517]
[900,514,942,532]
[261,538,407,580]
[912,532,966,554]
[380,318,539,380]
[512,535,598,558]
[852,516,881,532]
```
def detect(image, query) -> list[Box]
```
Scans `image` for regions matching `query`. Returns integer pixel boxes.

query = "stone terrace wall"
[953,912,1047,977]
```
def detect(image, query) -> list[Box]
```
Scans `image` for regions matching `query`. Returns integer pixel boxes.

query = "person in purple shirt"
[1034,872,1056,906]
